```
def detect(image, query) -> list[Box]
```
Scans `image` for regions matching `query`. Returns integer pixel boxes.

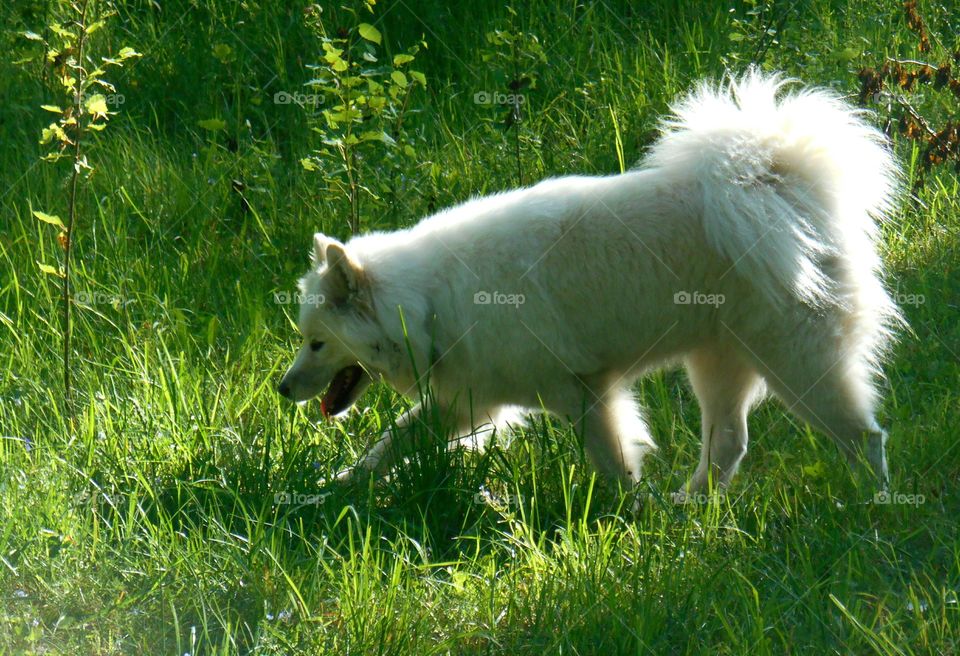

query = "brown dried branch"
[856,4,960,189]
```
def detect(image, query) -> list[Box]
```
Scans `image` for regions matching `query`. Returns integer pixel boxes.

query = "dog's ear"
[312,233,338,267]
[323,241,363,304]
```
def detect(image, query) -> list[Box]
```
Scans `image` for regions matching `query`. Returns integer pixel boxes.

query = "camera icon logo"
[673,291,691,305]
[274,91,293,105]
[474,290,492,304]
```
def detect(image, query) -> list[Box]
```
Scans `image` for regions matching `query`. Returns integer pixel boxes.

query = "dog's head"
[277,233,380,417]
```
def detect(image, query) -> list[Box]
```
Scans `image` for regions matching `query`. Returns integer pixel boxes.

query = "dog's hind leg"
[549,380,657,486]
[737,333,890,487]
[683,347,765,493]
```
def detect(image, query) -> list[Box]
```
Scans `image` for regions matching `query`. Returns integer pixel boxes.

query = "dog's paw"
[332,466,358,484]
[330,464,379,487]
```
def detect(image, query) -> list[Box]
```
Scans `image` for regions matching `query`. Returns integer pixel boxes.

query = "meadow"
[0,0,958,653]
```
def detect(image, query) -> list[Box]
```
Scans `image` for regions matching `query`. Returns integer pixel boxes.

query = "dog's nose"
[278,381,291,398]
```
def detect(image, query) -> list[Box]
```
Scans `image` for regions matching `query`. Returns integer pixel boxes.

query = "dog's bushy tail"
[644,68,902,361]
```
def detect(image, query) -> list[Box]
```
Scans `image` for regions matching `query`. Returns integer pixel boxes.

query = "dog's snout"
[278,380,292,398]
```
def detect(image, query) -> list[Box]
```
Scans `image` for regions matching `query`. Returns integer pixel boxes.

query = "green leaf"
[82,69,107,89]
[117,47,141,59]
[92,78,116,93]
[360,130,396,145]
[358,23,382,45]
[324,108,362,123]
[33,211,65,229]
[206,316,219,347]
[393,54,415,65]
[21,31,43,41]
[85,20,106,35]
[197,118,227,131]
[50,23,75,40]
[300,158,318,171]
[390,70,407,87]
[835,47,859,62]
[84,94,109,118]
[322,43,344,58]
[409,70,426,86]
[212,43,233,61]
[40,105,63,114]
[40,122,69,145]
[37,262,64,277]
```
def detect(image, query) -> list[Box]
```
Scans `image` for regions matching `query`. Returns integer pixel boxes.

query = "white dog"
[279,70,901,492]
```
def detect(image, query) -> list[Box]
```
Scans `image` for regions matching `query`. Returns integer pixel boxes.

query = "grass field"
[1,0,958,653]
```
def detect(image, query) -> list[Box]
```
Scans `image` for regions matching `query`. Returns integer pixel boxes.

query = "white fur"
[280,70,901,490]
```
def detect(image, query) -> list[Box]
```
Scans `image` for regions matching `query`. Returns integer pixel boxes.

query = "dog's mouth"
[320,365,368,418]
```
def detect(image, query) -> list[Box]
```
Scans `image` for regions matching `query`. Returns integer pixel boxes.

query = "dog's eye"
[310,340,325,352]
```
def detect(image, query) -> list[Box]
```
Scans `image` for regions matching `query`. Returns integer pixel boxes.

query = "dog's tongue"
[320,382,338,418]
[320,366,360,419]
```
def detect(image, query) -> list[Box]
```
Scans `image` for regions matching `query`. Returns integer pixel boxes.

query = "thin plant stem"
[63,0,91,410]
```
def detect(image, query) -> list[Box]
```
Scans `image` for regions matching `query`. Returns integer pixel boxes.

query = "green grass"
[1,0,958,653]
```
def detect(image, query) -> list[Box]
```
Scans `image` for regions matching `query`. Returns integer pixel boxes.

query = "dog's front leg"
[335,403,425,483]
